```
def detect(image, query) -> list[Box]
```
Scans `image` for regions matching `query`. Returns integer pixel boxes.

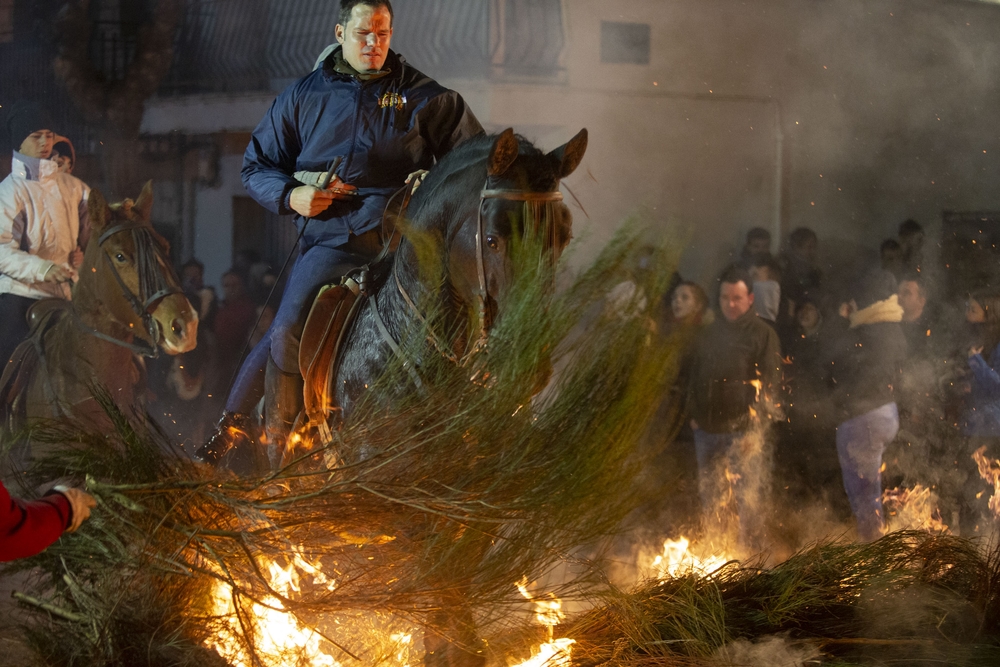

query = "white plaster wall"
[194,154,243,291]
[142,93,276,135]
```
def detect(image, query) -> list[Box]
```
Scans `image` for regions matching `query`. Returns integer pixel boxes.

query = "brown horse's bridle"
[393,181,564,366]
[90,221,183,357]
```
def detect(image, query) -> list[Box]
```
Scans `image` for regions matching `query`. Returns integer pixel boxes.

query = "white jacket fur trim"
[0,153,90,300]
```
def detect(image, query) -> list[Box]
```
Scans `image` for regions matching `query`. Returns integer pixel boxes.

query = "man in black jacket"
[201,0,483,461]
[688,265,783,552]
[827,269,907,542]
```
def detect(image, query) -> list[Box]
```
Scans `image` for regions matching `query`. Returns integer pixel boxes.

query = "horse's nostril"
[171,318,185,337]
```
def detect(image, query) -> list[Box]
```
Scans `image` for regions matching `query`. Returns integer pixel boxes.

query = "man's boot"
[196,412,257,466]
[264,357,304,468]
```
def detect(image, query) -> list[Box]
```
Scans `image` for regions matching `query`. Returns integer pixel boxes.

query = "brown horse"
[0,182,198,434]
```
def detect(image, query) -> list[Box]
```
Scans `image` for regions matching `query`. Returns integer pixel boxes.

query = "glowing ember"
[973,446,1000,517]
[207,550,339,667]
[649,536,730,578]
[511,578,574,667]
[882,484,950,534]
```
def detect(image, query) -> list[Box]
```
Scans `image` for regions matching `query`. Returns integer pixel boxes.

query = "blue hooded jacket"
[242,47,483,250]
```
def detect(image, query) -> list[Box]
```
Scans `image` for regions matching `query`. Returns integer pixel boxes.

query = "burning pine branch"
[4,225,681,667]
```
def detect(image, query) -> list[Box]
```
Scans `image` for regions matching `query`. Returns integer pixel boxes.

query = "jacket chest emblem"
[378,92,407,111]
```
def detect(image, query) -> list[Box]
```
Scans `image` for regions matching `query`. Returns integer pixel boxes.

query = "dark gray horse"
[330,128,587,423]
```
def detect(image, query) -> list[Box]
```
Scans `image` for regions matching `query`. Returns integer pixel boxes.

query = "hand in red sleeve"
[1,480,96,562]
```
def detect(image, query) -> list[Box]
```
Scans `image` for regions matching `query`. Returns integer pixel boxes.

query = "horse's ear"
[487,128,519,177]
[133,180,154,222]
[88,188,109,233]
[548,128,588,179]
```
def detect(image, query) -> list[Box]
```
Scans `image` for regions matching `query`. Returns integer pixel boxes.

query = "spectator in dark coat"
[898,274,931,357]
[779,227,822,314]
[662,280,713,436]
[738,227,772,269]
[827,269,907,542]
[777,297,849,514]
[688,265,783,552]
[777,227,822,349]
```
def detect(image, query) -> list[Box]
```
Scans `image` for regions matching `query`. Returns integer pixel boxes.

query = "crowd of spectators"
[659,221,999,548]
[2,90,993,553]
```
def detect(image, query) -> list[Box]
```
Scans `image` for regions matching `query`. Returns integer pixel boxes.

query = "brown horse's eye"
[115,253,127,263]
[486,235,500,251]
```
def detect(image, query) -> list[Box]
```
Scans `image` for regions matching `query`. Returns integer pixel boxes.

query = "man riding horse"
[200,0,483,461]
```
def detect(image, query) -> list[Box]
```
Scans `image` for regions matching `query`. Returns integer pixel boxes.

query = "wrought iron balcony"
[159,0,565,97]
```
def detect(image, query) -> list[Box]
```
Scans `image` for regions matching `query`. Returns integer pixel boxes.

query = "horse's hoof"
[195,412,257,465]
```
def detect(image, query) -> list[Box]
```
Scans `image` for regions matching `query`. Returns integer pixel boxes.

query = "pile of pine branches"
[570,531,1000,666]
[3,224,681,667]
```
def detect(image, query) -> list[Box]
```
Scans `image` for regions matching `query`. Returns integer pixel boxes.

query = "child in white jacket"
[0,101,89,365]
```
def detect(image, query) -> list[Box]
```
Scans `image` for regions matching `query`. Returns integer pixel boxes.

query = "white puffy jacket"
[0,152,90,300]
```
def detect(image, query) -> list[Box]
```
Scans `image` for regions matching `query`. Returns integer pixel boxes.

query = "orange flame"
[207,550,339,666]
[882,485,950,534]
[512,579,574,667]
[649,537,731,578]
[973,446,1000,517]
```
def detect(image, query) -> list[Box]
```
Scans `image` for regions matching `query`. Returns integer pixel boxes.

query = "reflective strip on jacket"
[242,47,484,250]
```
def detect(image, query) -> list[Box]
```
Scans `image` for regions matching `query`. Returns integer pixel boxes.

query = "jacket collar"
[11,151,60,182]
[720,308,759,327]
[849,294,904,329]
[321,45,401,82]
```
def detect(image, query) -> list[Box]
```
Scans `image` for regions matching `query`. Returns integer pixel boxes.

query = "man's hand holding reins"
[290,178,358,218]
[405,170,429,195]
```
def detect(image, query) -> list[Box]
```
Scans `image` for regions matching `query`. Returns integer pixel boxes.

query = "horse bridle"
[90,221,183,357]
[393,180,564,366]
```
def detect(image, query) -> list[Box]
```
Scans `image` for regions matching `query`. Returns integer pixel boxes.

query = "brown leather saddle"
[296,183,413,436]
[298,274,367,433]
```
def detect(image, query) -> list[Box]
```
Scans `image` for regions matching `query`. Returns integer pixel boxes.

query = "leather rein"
[74,221,182,358]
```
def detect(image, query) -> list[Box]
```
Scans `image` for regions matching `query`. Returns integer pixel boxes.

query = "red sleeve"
[0,480,71,562]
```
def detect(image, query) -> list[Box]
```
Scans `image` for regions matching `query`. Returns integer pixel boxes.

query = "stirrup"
[195,412,257,465]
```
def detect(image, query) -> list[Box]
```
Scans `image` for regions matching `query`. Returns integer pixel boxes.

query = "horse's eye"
[486,235,500,251]
[115,253,126,263]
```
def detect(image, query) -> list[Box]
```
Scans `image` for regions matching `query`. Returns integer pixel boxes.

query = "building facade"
[3,0,1000,289]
